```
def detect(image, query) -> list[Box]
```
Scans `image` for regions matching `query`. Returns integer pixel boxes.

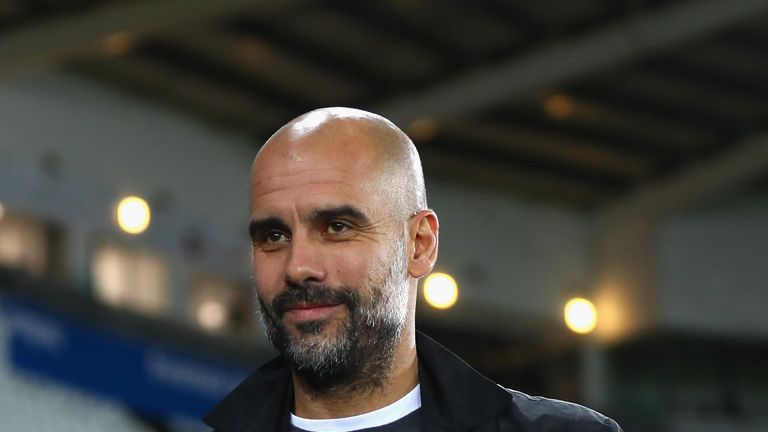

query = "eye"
[261,230,289,246]
[326,221,350,235]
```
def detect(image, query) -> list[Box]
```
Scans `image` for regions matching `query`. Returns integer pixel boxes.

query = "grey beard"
[256,237,409,397]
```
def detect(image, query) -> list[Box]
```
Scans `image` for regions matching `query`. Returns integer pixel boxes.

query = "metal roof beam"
[599,134,768,221]
[0,0,308,77]
[374,0,768,125]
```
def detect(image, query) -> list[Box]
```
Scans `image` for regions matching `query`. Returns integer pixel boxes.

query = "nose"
[284,232,326,284]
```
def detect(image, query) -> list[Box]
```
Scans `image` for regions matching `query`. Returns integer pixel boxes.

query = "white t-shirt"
[290,384,421,432]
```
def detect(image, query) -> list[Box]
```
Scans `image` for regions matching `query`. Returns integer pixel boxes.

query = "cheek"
[252,254,283,301]
[331,248,379,287]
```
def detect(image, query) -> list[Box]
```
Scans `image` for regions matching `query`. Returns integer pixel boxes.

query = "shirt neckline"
[290,384,421,432]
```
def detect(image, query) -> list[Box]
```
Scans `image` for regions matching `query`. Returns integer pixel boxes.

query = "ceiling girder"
[0,0,310,77]
[600,136,768,221]
[374,0,768,126]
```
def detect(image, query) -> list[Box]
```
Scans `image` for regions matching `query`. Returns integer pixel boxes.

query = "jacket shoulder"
[501,388,623,431]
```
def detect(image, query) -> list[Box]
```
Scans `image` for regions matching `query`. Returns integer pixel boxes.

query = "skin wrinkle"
[248,107,438,418]
[249,205,388,248]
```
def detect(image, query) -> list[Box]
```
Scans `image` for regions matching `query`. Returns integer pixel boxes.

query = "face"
[248,121,411,391]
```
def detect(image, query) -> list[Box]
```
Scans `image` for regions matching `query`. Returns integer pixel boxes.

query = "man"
[204,107,623,432]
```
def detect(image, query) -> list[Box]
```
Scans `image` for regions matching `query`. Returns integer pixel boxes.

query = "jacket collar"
[415,331,511,430]
[203,331,511,431]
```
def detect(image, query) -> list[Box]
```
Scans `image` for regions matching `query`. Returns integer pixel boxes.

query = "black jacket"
[204,332,623,431]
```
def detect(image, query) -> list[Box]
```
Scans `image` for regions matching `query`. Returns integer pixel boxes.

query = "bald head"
[253,107,427,218]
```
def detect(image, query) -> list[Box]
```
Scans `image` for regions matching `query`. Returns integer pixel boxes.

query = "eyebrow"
[248,217,290,242]
[248,205,371,240]
[306,205,370,226]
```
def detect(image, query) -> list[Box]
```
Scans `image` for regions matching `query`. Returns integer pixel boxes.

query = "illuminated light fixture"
[543,93,575,120]
[102,31,134,56]
[423,272,458,309]
[564,297,597,335]
[197,300,227,331]
[408,118,437,142]
[238,38,271,58]
[0,201,5,222]
[116,196,151,235]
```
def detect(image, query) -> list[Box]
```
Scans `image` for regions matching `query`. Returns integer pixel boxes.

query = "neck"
[292,327,418,419]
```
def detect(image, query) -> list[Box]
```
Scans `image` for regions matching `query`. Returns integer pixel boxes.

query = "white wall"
[659,196,768,336]
[0,72,254,236]
[0,72,255,317]
[428,181,592,332]
[0,74,255,296]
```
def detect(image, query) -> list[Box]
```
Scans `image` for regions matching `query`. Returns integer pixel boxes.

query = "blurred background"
[1,0,768,431]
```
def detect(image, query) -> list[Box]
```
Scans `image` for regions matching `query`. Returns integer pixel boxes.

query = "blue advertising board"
[3,296,250,421]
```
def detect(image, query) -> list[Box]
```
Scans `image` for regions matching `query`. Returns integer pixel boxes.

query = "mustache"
[271,280,358,317]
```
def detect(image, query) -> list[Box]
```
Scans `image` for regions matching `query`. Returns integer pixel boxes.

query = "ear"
[407,210,439,279]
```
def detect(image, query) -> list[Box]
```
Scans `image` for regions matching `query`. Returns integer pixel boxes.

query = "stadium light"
[197,299,227,331]
[564,297,597,334]
[423,272,458,309]
[116,196,151,235]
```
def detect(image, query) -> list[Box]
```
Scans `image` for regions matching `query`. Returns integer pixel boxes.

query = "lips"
[270,282,357,324]
[283,302,343,321]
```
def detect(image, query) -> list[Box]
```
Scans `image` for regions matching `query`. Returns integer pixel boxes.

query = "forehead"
[249,123,385,218]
